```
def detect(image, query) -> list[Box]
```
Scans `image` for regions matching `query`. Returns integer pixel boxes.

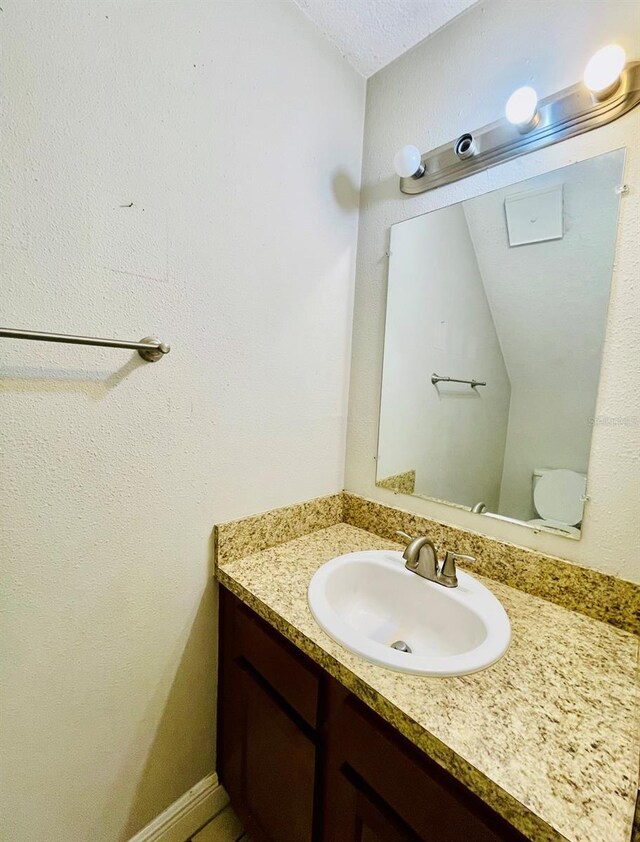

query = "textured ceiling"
[292,0,478,77]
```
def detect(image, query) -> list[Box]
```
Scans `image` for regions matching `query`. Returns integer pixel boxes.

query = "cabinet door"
[234,664,316,842]
[218,589,318,842]
[325,764,423,842]
[323,690,527,842]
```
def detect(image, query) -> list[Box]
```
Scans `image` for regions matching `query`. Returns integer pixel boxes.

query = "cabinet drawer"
[235,598,320,729]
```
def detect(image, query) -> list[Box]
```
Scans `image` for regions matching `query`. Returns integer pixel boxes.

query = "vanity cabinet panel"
[218,587,527,842]
[235,597,319,728]
[322,689,526,842]
[323,762,424,842]
[218,588,321,842]
[235,664,316,841]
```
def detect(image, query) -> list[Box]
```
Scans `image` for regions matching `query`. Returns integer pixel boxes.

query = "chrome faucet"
[396,531,474,589]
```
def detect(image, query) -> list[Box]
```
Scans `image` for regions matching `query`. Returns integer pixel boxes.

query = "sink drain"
[390,640,412,653]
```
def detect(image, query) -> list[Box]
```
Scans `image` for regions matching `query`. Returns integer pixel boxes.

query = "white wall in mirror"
[377,201,512,511]
[345,0,640,581]
[467,153,623,525]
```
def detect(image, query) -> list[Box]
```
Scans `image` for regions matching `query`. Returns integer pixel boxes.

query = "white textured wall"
[0,2,364,840]
[345,0,640,581]
[377,203,511,510]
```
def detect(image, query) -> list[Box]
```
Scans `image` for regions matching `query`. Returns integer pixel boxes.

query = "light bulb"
[583,45,626,98]
[505,86,539,130]
[393,145,425,179]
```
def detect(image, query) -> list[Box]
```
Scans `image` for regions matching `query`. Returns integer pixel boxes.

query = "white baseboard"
[128,773,229,842]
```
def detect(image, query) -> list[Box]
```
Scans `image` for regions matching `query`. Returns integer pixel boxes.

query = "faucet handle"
[440,550,475,586]
[395,530,414,544]
[437,551,456,587]
[445,551,475,566]
[438,550,474,587]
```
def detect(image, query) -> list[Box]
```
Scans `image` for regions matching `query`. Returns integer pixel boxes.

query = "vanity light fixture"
[454,133,477,159]
[505,86,539,132]
[393,144,426,178]
[583,44,626,99]
[395,47,639,194]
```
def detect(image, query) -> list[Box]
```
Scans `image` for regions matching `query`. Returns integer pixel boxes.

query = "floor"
[189,804,250,842]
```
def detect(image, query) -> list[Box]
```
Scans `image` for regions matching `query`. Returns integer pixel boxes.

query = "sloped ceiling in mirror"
[462,155,621,391]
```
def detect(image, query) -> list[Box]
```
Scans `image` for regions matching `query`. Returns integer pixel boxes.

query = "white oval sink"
[308,551,511,676]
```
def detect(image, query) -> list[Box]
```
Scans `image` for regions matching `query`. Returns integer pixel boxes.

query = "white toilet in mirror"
[528,468,587,538]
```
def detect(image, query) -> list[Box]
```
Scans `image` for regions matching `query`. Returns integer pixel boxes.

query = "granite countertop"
[215,522,640,842]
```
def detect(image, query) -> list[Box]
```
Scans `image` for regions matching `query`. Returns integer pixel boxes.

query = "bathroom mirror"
[376,149,625,539]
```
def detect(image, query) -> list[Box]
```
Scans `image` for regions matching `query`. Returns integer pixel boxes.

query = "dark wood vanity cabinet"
[218,587,527,842]
[218,588,319,841]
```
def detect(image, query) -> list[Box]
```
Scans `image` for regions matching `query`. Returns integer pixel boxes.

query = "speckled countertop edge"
[215,524,640,842]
